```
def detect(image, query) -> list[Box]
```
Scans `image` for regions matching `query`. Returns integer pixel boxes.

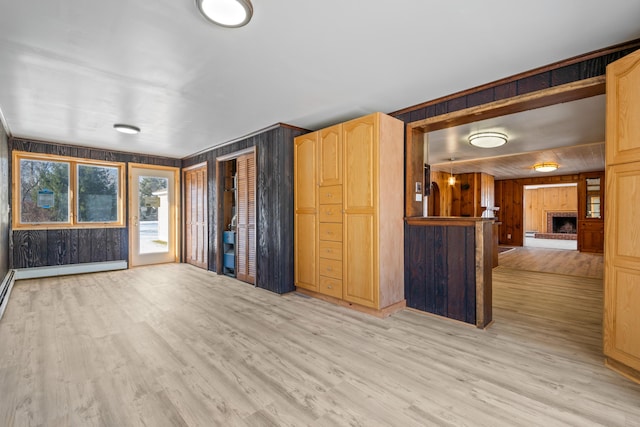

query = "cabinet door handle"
[327,267,332,271]
[327,249,333,253]
[327,285,333,289]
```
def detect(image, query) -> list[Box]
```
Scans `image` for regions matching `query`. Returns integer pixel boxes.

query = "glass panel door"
[129,165,178,266]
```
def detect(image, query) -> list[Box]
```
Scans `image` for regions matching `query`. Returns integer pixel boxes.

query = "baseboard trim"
[14,261,128,280]
[295,288,406,318]
[605,357,640,385]
[0,269,16,320]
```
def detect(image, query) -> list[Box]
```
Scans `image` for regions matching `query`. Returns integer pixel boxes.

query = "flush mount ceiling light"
[468,132,508,148]
[196,0,253,28]
[533,162,559,172]
[113,124,141,135]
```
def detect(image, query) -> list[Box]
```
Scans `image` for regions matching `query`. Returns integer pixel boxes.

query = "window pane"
[77,164,119,222]
[19,159,70,223]
[139,176,169,253]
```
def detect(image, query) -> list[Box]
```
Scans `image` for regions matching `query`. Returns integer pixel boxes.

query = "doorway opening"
[523,183,578,250]
[216,148,256,285]
[129,164,180,267]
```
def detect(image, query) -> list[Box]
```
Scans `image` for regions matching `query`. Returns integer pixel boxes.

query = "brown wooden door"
[236,152,256,284]
[184,164,208,269]
[604,48,640,380]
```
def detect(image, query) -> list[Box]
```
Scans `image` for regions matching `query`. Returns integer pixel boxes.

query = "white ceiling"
[0,1,639,159]
[428,95,606,179]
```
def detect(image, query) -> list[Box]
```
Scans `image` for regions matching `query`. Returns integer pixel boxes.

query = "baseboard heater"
[13,261,128,280]
[0,261,128,321]
[0,269,16,320]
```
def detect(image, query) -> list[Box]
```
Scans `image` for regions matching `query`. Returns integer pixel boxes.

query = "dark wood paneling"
[447,97,467,114]
[466,88,495,108]
[183,125,305,294]
[493,82,518,101]
[13,230,47,268]
[404,223,426,311]
[517,72,551,95]
[405,223,476,325]
[0,127,9,276]
[47,229,71,265]
[8,137,176,269]
[390,38,640,119]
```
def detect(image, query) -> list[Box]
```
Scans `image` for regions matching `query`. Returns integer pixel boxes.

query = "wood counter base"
[404,217,493,328]
[296,288,406,318]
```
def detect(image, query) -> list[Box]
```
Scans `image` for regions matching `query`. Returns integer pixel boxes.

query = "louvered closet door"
[184,164,208,269]
[236,152,256,284]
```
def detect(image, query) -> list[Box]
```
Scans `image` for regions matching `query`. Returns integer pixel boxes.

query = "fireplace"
[534,211,578,240]
[552,216,577,234]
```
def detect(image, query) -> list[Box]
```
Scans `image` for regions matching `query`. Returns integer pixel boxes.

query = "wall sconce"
[468,132,508,148]
[533,162,559,172]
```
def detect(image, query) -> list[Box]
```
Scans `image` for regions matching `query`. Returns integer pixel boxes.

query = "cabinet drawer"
[319,241,342,261]
[319,185,342,204]
[319,223,342,242]
[319,276,343,299]
[319,204,343,223]
[319,258,342,279]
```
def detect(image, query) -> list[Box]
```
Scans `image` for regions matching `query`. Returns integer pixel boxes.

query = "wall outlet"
[507,233,512,239]
[416,194,423,202]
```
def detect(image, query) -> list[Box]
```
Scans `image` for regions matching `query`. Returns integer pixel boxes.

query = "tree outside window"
[77,164,119,222]
[13,152,125,229]
[19,159,70,223]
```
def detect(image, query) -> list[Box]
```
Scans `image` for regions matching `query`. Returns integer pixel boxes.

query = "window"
[13,152,125,229]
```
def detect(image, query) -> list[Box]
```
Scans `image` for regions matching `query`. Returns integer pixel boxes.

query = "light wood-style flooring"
[499,246,604,278]
[1,263,638,426]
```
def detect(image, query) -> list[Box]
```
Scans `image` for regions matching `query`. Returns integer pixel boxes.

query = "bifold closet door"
[236,152,256,284]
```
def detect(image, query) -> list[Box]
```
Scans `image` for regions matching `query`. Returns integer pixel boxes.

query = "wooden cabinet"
[294,133,318,291]
[604,49,640,383]
[577,171,604,253]
[294,112,405,313]
[319,125,342,186]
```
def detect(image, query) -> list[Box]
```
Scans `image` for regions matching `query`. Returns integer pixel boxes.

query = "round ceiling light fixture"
[468,132,508,148]
[196,0,253,28]
[113,124,141,135]
[533,162,559,173]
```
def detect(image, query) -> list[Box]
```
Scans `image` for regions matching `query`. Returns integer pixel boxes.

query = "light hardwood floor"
[1,263,638,426]
[499,246,604,278]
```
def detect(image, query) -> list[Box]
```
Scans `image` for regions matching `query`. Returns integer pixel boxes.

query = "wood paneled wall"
[0,125,9,280]
[391,41,640,125]
[495,174,579,246]
[524,186,577,233]
[8,138,181,269]
[394,40,639,219]
[404,223,476,324]
[182,125,306,294]
[428,172,494,217]
[427,171,453,216]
